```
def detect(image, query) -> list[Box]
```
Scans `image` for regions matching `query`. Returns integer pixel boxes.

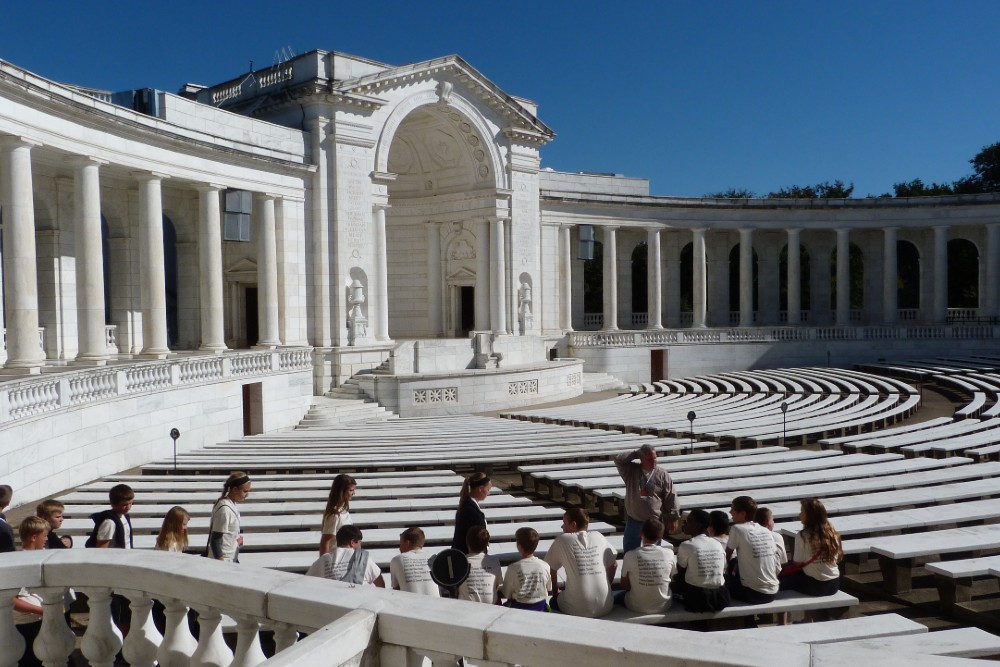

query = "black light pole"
[780,402,788,442]
[169,428,180,474]
[687,411,696,454]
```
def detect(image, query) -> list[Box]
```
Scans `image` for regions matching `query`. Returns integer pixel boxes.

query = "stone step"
[581,372,628,393]
[296,396,397,429]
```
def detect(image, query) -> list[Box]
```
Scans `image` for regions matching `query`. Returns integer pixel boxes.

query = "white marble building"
[1,48,999,497]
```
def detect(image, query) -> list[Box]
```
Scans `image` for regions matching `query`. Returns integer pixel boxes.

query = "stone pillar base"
[0,365,43,376]
[70,357,109,367]
[137,351,171,360]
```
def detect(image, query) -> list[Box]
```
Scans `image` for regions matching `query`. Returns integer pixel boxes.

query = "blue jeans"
[624,516,643,553]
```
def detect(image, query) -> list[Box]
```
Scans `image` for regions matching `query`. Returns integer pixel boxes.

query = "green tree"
[704,187,756,198]
[892,178,954,197]
[970,140,1000,191]
[768,180,854,199]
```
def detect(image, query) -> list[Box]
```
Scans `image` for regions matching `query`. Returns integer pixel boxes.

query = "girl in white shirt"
[320,474,356,555]
[155,506,190,553]
[208,472,251,562]
[779,498,842,596]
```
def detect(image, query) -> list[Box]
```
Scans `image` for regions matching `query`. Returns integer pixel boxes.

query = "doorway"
[650,349,667,382]
[242,382,263,436]
[459,286,475,336]
[245,287,259,347]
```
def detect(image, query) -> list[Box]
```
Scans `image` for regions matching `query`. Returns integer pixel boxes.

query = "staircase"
[580,372,629,393]
[295,384,397,429]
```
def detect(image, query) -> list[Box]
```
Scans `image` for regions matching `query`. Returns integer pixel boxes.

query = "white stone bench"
[717,613,927,643]
[601,590,858,626]
[824,416,954,450]
[843,523,1000,593]
[677,459,996,514]
[844,417,1000,454]
[924,555,1000,609]
[835,628,1000,658]
[899,422,1000,457]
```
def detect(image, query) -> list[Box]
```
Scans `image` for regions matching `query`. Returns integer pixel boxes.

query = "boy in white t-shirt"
[754,506,788,566]
[502,527,551,612]
[619,518,675,614]
[544,508,617,618]
[14,517,49,667]
[726,496,781,604]
[389,527,440,596]
[458,526,503,604]
[675,509,730,612]
[306,525,384,587]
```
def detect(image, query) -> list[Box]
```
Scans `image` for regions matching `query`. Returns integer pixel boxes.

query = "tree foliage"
[970,140,1000,191]
[892,178,954,197]
[768,180,854,199]
[704,187,756,198]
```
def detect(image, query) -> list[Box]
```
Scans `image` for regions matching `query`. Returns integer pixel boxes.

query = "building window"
[224,190,252,242]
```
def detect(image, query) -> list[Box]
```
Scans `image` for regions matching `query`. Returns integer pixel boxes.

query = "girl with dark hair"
[320,474,357,555]
[450,472,491,553]
[208,471,251,562]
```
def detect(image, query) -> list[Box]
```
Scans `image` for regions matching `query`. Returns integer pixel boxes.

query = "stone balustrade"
[0,347,313,426]
[568,324,998,348]
[0,550,967,667]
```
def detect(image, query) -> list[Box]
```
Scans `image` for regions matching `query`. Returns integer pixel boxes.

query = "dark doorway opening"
[460,286,475,335]
[242,383,263,436]
[651,349,667,382]
[245,287,259,347]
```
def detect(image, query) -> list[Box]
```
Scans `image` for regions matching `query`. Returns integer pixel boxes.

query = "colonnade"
[0,136,287,372]
[557,222,1000,331]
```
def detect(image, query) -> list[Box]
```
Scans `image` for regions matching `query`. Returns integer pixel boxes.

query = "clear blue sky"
[4,1,998,197]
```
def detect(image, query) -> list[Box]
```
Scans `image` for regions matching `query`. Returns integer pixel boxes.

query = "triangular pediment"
[334,56,554,145]
[225,258,258,281]
[446,266,477,282]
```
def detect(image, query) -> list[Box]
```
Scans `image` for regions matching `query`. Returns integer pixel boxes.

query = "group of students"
[307,472,844,620]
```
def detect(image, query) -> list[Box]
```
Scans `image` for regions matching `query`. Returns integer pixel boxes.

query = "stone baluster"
[230,615,267,667]
[270,621,299,653]
[190,605,234,667]
[34,588,75,667]
[601,225,618,330]
[0,590,25,667]
[157,597,198,667]
[80,588,123,667]
[122,591,162,667]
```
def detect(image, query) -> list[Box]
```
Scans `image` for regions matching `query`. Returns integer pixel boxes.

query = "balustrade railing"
[582,312,603,329]
[105,324,118,353]
[568,323,997,348]
[0,347,313,426]
[1,549,868,667]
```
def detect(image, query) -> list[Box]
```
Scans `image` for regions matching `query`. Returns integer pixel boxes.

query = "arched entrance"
[381,102,505,339]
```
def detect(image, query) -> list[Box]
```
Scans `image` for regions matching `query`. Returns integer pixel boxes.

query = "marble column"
[475,220,490,331]
[835,228,850,326]
[309,116,331,347]
[490,217,507,334]
[933,225,949,323]
[786,228,801,325]
[883,226,898,325]
[197,185,226,352]
[426,222,442,336]
[692,228,707,328]
[646,227,663,329]
[135,172,170,357]
[986,224,1000,319]
[0,137,45,370]
[739,228,753,327]
[374,206,390,341]
[72,157,109,363]
[255,194,281,347]
[560,225,573,331]
[602,226,618,330]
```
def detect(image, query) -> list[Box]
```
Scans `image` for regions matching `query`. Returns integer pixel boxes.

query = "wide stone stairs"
[581,371,629,393]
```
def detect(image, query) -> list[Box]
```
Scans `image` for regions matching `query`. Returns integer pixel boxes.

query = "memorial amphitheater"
[2,48,1000,666]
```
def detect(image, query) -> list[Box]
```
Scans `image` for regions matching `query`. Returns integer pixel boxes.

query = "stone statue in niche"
[347,280,368,346]
[518,282,533,335]
[448,239,475,260]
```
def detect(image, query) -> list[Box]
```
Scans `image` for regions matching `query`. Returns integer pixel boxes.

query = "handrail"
[0,347,313,426]
[0,550,946,667]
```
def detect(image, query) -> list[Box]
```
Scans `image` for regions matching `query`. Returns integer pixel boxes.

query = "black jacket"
[450,498,486,553]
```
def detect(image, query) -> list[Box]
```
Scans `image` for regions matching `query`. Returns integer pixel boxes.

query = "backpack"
[342,549,372,585]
